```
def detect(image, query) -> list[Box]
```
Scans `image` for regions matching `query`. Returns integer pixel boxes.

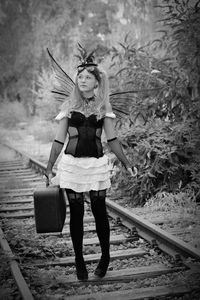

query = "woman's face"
[77,69,97,93]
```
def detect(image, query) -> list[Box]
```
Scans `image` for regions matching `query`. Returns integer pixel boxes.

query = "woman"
[45,51,136,281]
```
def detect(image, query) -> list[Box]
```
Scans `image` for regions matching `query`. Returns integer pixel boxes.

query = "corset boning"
[64,111,104,158]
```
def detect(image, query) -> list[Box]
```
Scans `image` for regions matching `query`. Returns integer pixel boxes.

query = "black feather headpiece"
[75,43,97,68]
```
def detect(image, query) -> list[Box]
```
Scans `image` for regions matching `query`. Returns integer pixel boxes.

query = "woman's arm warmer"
[107,137,131,169]
[46,139,64,173]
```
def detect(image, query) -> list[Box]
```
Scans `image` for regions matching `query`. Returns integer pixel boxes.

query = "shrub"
[111,115,200,206]
[108,16,200,206]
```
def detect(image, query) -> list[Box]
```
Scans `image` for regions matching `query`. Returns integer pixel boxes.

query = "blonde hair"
[58,68,111,120]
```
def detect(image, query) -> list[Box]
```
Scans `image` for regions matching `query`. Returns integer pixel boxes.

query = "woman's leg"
[89,189,110,277]
[65,189,88,280]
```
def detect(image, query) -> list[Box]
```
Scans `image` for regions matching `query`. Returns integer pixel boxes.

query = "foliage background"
[0,0,200,205]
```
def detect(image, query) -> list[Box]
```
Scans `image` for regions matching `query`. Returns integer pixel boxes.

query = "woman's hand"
[127,166,138,177]
[43,172,53,187]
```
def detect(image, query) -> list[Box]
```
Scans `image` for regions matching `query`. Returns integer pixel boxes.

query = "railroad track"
[0,143,200,300]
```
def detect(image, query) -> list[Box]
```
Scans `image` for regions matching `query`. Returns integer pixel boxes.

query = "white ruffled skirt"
[51,154,112,193]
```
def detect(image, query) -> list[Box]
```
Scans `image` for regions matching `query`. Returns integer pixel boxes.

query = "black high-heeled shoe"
[94,256,110,278]
[75,258,88,281]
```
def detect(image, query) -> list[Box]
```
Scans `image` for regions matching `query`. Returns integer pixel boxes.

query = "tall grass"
[144,190,197,216]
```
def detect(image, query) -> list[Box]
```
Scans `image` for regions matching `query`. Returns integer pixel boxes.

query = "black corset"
[64,111,104,158]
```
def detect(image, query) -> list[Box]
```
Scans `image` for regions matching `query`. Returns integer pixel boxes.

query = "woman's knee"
[90,189,107,217]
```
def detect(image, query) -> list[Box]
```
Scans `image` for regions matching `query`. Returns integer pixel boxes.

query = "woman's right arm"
[45,117,68,178]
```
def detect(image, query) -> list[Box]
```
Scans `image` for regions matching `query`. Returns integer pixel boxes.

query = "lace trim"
[55,99,117,120]
[81,99,102,118]
[55,110,116,121]
[105,112,116,119]
[55,98,103,120]
[55,110,72,120]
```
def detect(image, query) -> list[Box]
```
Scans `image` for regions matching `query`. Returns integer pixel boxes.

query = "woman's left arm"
[103,115,137,176]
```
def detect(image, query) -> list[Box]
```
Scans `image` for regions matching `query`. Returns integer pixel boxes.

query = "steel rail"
[3,143,200,263]
[106,200,200,261]
[0,227,34,300]
[3,143,56,177]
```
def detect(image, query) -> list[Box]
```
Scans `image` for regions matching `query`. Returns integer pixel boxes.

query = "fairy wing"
[47,49,75,102]
[109,90,140,119]
[109,88,162,119]
[109,92,134,119]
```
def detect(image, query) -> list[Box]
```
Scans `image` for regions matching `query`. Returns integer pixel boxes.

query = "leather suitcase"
[33,185,66,233]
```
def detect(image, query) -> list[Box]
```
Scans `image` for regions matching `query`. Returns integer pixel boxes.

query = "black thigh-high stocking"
[90,189,110,277]
[65,189,87,280]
